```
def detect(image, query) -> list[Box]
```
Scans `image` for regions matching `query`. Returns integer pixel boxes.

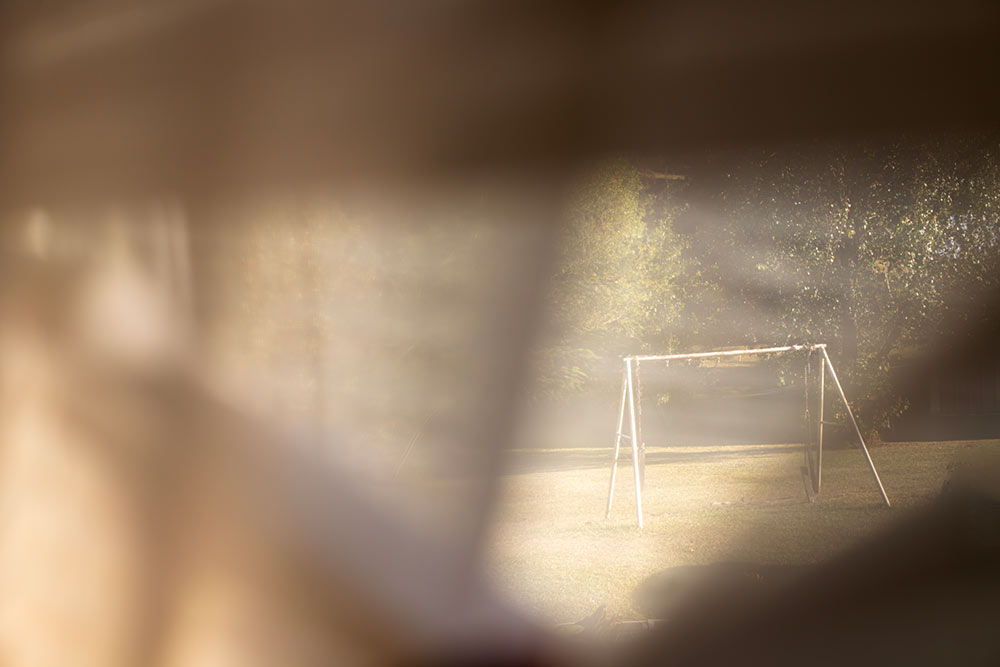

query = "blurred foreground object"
[0,215,547,665]
[1,1,1000,666]
[627,478,1000,667]
[3,1,1000,205]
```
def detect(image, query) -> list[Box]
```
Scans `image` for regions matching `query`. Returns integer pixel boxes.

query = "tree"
[536,160,685,395]
[677,137,1000,438]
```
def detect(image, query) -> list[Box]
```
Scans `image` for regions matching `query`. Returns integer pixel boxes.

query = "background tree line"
[540,137,1000,441]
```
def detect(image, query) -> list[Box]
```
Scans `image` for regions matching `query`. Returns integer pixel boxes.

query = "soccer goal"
[605,344,890,528]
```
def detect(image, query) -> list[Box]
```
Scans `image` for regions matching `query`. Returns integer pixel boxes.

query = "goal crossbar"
[626,343,825,363]
[606,343,890,529]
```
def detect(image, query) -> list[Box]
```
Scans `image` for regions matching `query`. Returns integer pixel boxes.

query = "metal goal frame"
[605,343,891,528]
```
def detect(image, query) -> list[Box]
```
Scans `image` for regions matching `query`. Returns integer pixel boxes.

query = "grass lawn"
[485,439,1000,623]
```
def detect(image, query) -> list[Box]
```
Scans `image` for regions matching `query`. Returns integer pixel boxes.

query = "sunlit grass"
[486,439,1000,623]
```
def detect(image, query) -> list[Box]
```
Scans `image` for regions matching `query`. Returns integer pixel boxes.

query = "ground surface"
[485,439,1000,623]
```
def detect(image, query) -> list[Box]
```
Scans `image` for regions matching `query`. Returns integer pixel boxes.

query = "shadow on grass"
[626,483,1000,665]
[632,562,812,619]
[503,445,806,475]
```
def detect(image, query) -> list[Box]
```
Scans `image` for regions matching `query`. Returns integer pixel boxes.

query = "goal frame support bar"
[627,343,822,363]
[606,343,890,528]
[605,358,645,528]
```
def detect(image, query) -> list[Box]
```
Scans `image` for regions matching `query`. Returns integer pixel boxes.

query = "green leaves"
[682,137,1000,436]
[538,160,686,394]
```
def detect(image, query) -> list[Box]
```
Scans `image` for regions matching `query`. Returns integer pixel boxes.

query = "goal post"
[605,343,890,528]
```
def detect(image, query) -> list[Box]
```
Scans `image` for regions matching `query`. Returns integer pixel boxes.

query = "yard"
[485,439,1000,623]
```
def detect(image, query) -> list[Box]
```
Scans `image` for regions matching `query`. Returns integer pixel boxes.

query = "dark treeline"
[537,136,1000,442]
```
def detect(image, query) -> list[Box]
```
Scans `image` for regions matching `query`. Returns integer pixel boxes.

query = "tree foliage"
[677,138,1000,435]
[538,160,685,393]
